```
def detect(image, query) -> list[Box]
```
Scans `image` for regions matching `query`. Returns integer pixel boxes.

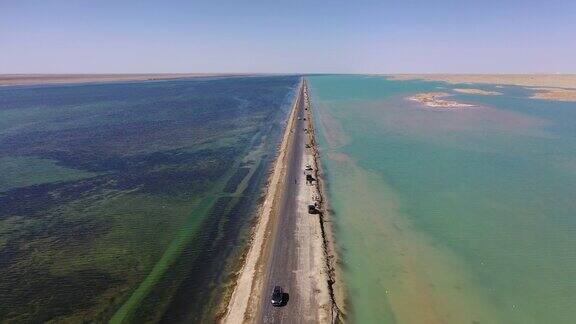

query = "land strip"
[530,87,576,101]
[223,78,304,323]
[256,80,331,323]
[453,88,502,95]
[0,73,242,86]
[223,78,341,323]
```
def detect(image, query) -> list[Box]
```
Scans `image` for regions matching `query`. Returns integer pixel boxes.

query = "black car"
[308,204,318,214]
[271,286,284,306]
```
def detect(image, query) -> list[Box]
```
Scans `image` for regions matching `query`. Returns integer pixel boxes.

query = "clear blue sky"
[1,0,575,73]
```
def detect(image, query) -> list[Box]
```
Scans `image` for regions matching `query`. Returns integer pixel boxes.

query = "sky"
[1,0,575,74]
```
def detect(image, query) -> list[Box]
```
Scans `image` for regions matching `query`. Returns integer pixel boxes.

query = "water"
[308,75,576,323]
[0,76,299,322]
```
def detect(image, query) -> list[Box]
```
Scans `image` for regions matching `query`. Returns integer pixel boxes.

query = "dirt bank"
[303,80,346,322]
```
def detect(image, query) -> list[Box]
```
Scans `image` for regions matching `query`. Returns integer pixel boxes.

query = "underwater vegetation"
[0,76,298,322]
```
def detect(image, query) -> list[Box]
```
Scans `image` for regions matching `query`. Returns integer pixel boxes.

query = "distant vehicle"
[271,286,284,306]
[306,174,315,183]
[305,164,313,171]
[298,117,301,120]
[308,204,318,214]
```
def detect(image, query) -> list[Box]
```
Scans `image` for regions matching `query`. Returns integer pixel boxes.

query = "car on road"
[308,204,319,214]
[271,286,284,306]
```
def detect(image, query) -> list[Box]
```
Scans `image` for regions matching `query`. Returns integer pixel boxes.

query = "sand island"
[453,88,502,95]
[531,87,576,102]
[408,92,475,108]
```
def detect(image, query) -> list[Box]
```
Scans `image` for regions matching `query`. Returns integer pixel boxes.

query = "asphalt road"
[258,83,314,323]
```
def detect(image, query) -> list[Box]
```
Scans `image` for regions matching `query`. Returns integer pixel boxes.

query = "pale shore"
[453,88,502,95]
[390,74,576,89]
[0,73,240,86]
[391,74,576,102]
[387,74,576,101]
[530,88,576,102]
[408,92,475,109]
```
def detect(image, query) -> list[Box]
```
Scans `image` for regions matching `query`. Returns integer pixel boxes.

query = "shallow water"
[309,75,576,323]
[0,76,298,322]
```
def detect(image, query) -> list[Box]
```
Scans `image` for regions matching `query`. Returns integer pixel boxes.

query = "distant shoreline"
[0,73,246,87]
[390,74,576,102]
[389,74,576,89]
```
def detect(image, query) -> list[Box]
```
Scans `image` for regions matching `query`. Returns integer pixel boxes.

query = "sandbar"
[453,88,502,95]
[392,74,576,102]
[408,92,475,108]
[531,88,576,102]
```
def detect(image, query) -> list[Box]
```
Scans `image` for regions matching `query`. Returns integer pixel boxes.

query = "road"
[257,81,330,323]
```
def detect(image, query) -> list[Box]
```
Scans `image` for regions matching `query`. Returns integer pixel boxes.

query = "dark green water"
[0,76,298,322]
[309,75,576,323]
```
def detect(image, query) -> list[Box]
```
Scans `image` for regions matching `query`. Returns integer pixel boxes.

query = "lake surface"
[0,76,298,322]
[308,75,576,323]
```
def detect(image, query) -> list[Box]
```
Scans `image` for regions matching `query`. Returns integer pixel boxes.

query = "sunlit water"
[309,75,576,323]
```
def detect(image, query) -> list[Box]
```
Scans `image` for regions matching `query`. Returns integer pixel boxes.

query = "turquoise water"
[309,75,576,323]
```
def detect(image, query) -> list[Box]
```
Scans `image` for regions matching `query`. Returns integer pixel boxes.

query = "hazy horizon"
[2,0,575,74]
